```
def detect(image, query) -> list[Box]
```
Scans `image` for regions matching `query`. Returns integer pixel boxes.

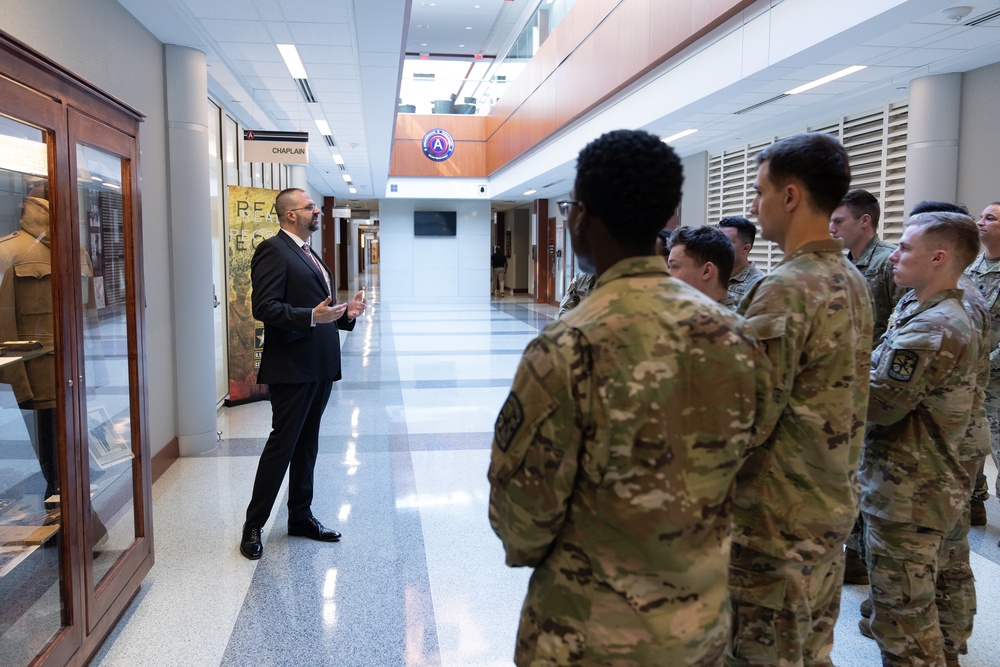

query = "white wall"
[2,0,176,457]
[380,199,490,302]
[958,62,1000,214]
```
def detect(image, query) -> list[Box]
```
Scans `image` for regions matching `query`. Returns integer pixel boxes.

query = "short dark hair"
[668,225,735,285]
[756,133,850,216]
[275,188,305,216]
[910,200,970,216]
[718,216,757,247]
[840,189,882,230]
[574,129,683,248]
[905,211,980,270]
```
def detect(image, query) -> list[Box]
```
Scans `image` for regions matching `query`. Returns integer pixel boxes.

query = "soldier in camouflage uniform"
[489,129,759,666]
[830,190,907,583]
[666,225,738,310]
[830,189,907,346]
[727,133,874,667]
[718,216,765,308]
[964,202,1000,527]
[858,212,981,667]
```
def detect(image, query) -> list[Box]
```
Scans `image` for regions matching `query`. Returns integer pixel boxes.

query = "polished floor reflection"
[90,279,1000,667]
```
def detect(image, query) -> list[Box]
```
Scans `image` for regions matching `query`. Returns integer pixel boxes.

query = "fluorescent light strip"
[523,189,537,196]
[332,153,345,165]
[342,174,352,182]
[277,44,308,79]
[785,65,866,95]
[315,119,332,136]
[662,129,698,144]
[348,187,357,194]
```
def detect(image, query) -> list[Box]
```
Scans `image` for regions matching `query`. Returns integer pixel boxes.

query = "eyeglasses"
[290,203,320,213]
[556,200,578,217]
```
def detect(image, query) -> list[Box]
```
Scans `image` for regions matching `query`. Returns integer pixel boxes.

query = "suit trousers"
[245,379,334,527]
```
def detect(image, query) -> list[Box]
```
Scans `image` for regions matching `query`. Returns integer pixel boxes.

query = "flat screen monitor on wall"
[414,211,457,237]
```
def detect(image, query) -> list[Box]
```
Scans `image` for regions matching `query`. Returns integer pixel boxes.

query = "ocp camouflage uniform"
[489,256,758,666]
[964,253,1000,497]
[860,289,977,667]
[558,271,597,317]
[883,280,989,660]
[727,261,765,309]
[847,235,905,346]
[729,239,873,667]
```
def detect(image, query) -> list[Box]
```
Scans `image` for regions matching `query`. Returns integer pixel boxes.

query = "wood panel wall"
[390,0,754,179]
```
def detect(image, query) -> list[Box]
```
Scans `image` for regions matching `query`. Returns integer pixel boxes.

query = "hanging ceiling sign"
[243,130,309,164]
[422,128,455,162]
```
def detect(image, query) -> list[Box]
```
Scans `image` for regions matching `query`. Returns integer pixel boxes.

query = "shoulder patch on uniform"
[494,392,524,452]
[888,349,919,382]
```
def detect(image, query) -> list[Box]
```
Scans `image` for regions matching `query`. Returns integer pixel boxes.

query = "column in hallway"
[165,44,217,455]
[903,73,962,214]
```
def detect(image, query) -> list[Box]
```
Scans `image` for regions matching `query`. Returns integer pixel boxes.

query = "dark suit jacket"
[251,230,355,385]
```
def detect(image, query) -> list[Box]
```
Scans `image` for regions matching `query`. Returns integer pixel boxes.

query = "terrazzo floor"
[89,276,1000,667]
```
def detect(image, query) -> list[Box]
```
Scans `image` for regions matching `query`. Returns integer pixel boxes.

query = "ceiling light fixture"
[662,129,698,144]
[332,153,345,165]
[277,44,308,79]
[342,174,352,182]
[315,119,332,136]
[941,5,973,22]
[349,187,357,194]
[785,65,867,95]
[523,189,537,196]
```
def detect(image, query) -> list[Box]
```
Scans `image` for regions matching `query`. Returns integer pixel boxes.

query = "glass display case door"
[0,70,83,667]
[67,109,151,634]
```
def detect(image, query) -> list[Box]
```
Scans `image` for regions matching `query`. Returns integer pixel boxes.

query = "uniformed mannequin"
[0,183,57,502]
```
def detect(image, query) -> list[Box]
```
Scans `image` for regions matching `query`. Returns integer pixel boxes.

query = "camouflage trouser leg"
[726,544,843,666]
[972,456,989,503]
[989,409,1000,498]
[937,459,979,657]
[864,513,946,667]
[845,513,867,565]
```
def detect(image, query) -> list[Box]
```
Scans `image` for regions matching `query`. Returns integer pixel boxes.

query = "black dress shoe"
[288,516,341,542]
[240,524,263,560]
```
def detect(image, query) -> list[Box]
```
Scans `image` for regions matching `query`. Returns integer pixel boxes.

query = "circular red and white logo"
[422,128,455,162]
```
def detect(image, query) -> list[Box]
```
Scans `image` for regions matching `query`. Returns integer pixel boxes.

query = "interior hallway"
[90,276,1000,666]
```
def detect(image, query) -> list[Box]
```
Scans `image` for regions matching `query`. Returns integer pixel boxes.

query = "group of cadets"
[487,127,1000,667]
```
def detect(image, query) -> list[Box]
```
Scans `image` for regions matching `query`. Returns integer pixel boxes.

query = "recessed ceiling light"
[662,129,698,144]
[349,187,357,194]
[523,189,537,196]
[315,119,332,135]
[276,44,308,79]
[343,174,352,182]
[459,44,466,48]
[785,65,867,95]
[332,153,345,165]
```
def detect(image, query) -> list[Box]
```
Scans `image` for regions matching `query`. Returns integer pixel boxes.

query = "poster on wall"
[225,185,281,405]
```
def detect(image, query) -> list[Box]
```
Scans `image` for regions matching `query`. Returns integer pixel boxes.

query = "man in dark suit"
[239,187,365,560]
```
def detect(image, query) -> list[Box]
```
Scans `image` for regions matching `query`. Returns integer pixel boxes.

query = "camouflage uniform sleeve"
[488,330,589,567]
[740,278,800,445]
[868,325,956,426]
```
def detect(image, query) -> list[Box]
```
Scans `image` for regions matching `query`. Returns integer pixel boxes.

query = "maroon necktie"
[302,244,331,296]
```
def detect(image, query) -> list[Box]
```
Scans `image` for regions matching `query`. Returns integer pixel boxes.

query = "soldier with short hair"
[489,129,759,666]
[727,133,873,666]
[858,211,981,667]
[718,216,764,306]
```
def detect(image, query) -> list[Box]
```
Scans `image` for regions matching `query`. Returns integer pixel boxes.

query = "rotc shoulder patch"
[494,393,525,452]
[888,349,919,382]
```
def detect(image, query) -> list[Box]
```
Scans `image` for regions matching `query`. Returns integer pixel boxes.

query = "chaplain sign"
[243,130,309,164]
